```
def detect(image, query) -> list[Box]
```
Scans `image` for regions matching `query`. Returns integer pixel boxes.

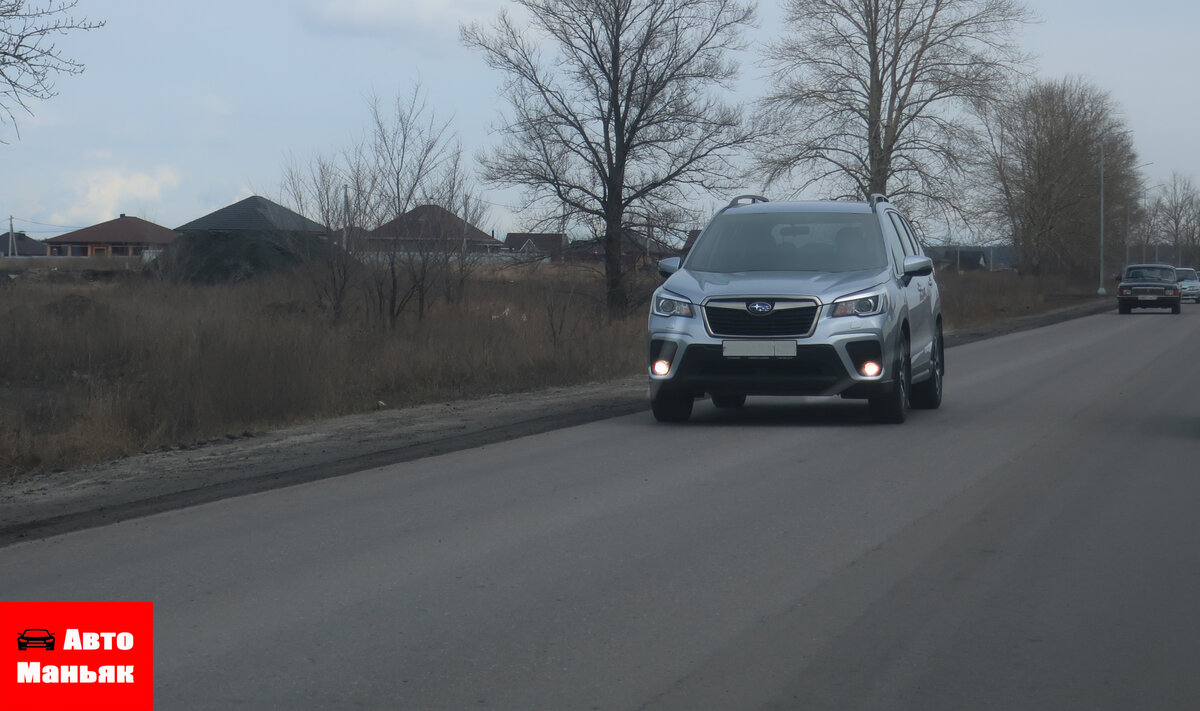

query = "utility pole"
[1097,143,1107,296]
[8,215,15,257]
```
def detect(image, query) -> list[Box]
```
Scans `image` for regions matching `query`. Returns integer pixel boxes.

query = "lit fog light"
[653,360,672,376]
[860,361,882,377]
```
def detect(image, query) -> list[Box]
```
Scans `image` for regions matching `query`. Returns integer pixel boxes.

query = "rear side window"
[887,212,921,256]
[880,214,907,276]
[685,212,888,273]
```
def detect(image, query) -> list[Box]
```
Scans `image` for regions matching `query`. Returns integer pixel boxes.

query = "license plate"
[1137,295,1159,300]
[723,340,797,357]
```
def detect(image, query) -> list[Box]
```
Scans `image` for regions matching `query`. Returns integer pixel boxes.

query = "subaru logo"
[746,301,774,315]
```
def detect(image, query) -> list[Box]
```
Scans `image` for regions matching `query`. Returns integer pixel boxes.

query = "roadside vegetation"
[0,257,1092,479]
[0,259,648,477]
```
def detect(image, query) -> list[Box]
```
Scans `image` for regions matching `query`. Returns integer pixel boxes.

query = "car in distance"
[17,628,55,651]
[1116,264,1181,314]
[1175,266,1200,303]
[647,195,943,424]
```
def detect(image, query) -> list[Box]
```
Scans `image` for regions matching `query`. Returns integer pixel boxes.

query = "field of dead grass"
[0,261,646,476]
[0,260,1096,478]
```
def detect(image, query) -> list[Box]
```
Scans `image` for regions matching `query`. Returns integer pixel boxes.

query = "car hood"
[1119,279,1176,288]
[663,268,891,304]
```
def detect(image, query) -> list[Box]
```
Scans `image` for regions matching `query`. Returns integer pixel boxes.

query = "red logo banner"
[0,601,153,711]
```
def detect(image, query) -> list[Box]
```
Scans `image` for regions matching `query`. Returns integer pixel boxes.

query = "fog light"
[653,360,672,376]
[860,361,881,377]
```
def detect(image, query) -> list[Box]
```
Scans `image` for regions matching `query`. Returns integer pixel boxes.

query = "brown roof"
[370,204,502,248]
[46,215,180,246]
[505,232,567,253]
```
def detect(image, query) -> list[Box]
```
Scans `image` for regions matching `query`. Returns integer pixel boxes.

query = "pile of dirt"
[151,231,341,284]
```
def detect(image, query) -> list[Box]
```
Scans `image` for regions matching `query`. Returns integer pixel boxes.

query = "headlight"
[830,292,886,317]
[652,292,695,318]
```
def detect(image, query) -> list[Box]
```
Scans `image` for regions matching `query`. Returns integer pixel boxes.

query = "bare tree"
[0,0,103,138]
[463,0,757,316]
[283,85,485,327]
[976,77,1142,278]
[1150,173,1199,266]
[759,0,1031,214]
[366,87,487,323]
[281,145,378,323]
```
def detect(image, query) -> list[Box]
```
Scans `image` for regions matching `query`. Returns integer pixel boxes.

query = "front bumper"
[648,307,896,399]
[1118,295,1181,309]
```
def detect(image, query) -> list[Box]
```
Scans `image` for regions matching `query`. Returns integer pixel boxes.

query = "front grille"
[704,299,818,337]
[1133,287,1165,296]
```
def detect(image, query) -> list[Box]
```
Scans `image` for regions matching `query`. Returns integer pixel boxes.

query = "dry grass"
[937,269,1097,331]
[0,263,644,477]
[0,260,1095,478]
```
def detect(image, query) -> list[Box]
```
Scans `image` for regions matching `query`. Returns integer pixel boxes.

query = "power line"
[10,217,91,230]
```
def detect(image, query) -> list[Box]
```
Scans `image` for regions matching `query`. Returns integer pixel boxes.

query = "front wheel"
[910,325,943,410]
[651,390,694,423]
[869,335,911,424]
[1172,302,1182,314]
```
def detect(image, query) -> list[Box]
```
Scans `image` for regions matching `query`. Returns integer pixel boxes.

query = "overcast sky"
[3,0,1198,240]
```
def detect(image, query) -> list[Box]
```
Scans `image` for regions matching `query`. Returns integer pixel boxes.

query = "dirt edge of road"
[0,299,1114,546]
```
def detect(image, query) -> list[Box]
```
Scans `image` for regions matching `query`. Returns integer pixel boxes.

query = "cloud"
[295,0,498,37]
[52,166,182,226]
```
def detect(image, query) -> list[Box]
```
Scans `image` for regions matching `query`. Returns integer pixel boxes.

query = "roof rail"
[868,193,889,209]
[727,195,770,209]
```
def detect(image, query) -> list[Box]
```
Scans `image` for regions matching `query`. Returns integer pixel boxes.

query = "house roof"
[505,232,567,253]
[370,204,502,248]
[176,195,326,233]
[564,229,678,258]
[1,231,46,256]
[44,215,181,246]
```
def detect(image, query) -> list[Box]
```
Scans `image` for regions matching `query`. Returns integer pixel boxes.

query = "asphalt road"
[3,306,1200,710]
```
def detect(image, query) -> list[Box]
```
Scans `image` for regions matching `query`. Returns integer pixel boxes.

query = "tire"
[869,335,910,424]
[1118,302,1131,314]
[910,324,943,410]
[711,394,746,409]
[651,390,693,422]
[1172,302,1182,314]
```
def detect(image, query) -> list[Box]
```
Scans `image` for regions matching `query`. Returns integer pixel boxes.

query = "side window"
[879,213,907,276]
[887,212,918,257]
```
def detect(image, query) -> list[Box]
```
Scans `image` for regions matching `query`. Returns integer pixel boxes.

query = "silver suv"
[647,195,943,423]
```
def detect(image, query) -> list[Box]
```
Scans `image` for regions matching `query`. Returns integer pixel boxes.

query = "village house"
[43,215,180,257]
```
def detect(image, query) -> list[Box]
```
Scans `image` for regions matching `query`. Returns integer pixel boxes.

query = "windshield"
[1124,266,1176,281]
[684,212,888,273]
[1176,268,1197,281]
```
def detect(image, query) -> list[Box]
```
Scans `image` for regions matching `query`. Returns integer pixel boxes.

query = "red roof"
[46,215,180,246]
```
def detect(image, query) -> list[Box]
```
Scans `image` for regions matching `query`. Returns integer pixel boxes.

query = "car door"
[885,211,935,375]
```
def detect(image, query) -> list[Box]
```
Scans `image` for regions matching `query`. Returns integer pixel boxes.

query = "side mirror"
[902,255,933,278]
[657,256,681,278]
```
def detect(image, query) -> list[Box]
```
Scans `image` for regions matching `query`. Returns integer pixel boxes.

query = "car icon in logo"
[17,628,55,651]
[746,300,774,315]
